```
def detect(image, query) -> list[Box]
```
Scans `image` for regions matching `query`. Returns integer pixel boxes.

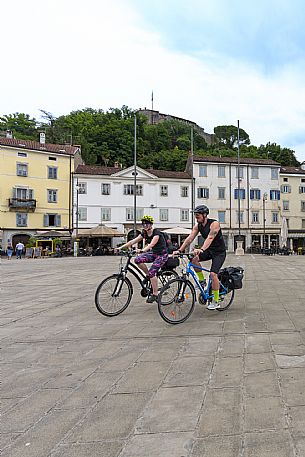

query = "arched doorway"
[127,229,141,241]
[12,234,30,248]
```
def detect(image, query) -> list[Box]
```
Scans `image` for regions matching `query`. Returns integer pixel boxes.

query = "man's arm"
[176,225,199,253]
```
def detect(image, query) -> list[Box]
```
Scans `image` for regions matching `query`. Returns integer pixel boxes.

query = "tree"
[214,125,250,149]
[0,112,38,140]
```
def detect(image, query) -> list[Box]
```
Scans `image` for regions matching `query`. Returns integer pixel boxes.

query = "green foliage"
[0,107,300,169]
[0,113,38,140]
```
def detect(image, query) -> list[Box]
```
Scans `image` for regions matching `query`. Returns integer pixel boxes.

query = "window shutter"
[257,190,261,200]
[270,190,273,200]
[43,215,48,227]
[277,190,280,200]
[55,214,61,227]
[13,188,17,198]
[197,189,201,198]
[250,189,254,200]
[206,189,209,198]
[288,185,291,193]
[234,189,238,199]
[29,189,33,199]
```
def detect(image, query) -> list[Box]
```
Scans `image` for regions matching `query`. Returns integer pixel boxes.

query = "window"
[236,211,244,224]
[301,201,305,212]
[16,213,27,227]
[252,212,259,223]
[218,165,226,178]
[181,209,189,221]
[160,209,168,221]
[78,182,87,194]
[181,186,188,197]
[47,189,57,203]
[283,177,288,182]
[101,183,110,195]
[78,207,87,221]
[281,184,291,193]
[299,186,305,194]
[48,166,57,179]
[101,208,111,221]
[48,156,57,161]
[14,188,33,199]
[270,190,280,200]
[198,187,209,198]
[218,187,225,199]
[43,214,61,227]
[283,200,289,211]
[16,163,28,177]
[236,166,244,179]
[250,189,261,200]
[17,152,27,157]
[251,167,259,179]
[286,218,289,228]
[302,178,305,183]
[234,188,246,199]
[126,207,144,221]
[160,185,168,197]
[272,212,279,223]
[199,165,207,177]
[302,219,305,229]
[271,168,278,179]
[218,211,225,223]
[124,184,143,196]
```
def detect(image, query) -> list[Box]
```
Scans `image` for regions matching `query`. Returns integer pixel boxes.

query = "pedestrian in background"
[15,242,24,259]
[7,244,13,260]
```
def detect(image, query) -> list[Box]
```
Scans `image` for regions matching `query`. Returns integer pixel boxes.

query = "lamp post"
[237,120,241,238]
[74,178,79,257]
[190,126,195,226]
[133,114,137,238]
[263,191,267,251]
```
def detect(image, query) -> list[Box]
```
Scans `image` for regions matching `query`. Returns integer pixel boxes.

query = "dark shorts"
[135,251,168,278]
[198,250,226,274]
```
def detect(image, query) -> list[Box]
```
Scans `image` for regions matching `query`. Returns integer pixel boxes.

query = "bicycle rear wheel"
[158,278,195,324]
[217,285,235,311]
[95,274,133,316]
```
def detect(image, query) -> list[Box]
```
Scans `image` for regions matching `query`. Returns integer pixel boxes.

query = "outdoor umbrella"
[280,217,288,248]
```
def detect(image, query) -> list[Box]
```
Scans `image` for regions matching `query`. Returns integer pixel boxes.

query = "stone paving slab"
[1,254,305,456]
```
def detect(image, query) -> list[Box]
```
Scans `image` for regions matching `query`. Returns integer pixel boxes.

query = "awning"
[73,224,125,238]
[288,233,305,238]
[161,226,192,235]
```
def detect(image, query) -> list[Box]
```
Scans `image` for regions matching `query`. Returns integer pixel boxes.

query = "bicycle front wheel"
[217,285,235,311]
[95,274,133,317]
[158,278,195,324]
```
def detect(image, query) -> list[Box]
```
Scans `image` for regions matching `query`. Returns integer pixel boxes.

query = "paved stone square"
[1,253,305,456]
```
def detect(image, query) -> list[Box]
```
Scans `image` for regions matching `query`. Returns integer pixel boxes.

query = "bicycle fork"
[112,274,125,297]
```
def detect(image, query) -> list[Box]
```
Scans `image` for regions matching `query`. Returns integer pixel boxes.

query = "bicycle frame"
[181,256,229,302]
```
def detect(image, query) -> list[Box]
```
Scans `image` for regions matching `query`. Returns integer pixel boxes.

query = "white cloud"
[2,0,305,162]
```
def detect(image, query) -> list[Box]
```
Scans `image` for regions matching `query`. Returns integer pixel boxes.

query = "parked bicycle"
[95,250,178,316]
[157,254,243,324]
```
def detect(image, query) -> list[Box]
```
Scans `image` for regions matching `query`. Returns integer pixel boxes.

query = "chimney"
[6,130,12,139]
[39,132,46,144]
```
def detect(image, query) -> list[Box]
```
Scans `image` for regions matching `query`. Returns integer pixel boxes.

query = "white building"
[190,156,282,252]
[73,164,192,247]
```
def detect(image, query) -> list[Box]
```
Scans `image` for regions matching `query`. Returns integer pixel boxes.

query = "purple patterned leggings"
[134,251,168,278]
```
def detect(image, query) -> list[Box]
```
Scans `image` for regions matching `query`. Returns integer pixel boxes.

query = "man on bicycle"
[173,205,226,310]
[117,215,169,303]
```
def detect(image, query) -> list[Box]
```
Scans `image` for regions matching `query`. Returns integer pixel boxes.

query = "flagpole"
[151,90,154,124]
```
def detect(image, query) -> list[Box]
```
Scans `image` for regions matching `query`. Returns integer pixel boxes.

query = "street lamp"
[133,113,137,238]
[74,178,80,257]
[263,192,267,251]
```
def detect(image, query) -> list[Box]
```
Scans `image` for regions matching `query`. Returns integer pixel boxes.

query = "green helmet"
[141,215,154,224]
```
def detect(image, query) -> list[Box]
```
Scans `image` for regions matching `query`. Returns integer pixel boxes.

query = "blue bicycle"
[157,254,235,324]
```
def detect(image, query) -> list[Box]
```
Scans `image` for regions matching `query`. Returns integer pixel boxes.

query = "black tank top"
[198,219,226,253]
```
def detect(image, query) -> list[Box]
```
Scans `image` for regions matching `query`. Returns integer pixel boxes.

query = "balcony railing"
[8,198,36,210]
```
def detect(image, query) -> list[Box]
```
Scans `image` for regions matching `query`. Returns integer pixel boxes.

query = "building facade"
[0,137,81,248]
[74,164,192,246]
[280,164,305,250]
[191,156,282,252]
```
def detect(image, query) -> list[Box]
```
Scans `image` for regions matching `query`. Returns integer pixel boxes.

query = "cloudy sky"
[3,0,305,161]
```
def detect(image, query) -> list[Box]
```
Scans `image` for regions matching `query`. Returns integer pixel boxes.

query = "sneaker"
[146,294,158,304]
[207,300,220,310]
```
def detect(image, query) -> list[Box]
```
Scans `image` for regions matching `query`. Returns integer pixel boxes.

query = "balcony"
[8,198,36,211]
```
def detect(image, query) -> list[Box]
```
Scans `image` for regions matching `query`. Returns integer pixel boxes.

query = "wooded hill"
[0,107,300,171]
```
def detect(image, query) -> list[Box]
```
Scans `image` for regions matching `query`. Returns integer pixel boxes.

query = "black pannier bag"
[218,266,244,290]
[164,256,180,269]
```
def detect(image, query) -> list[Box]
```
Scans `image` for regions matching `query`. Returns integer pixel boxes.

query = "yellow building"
[0,136,82,248]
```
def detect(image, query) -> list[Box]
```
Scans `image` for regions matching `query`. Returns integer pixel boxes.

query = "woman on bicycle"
[117,215,169,303]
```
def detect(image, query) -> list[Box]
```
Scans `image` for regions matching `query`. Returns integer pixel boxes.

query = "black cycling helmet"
[192,205,209,215]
